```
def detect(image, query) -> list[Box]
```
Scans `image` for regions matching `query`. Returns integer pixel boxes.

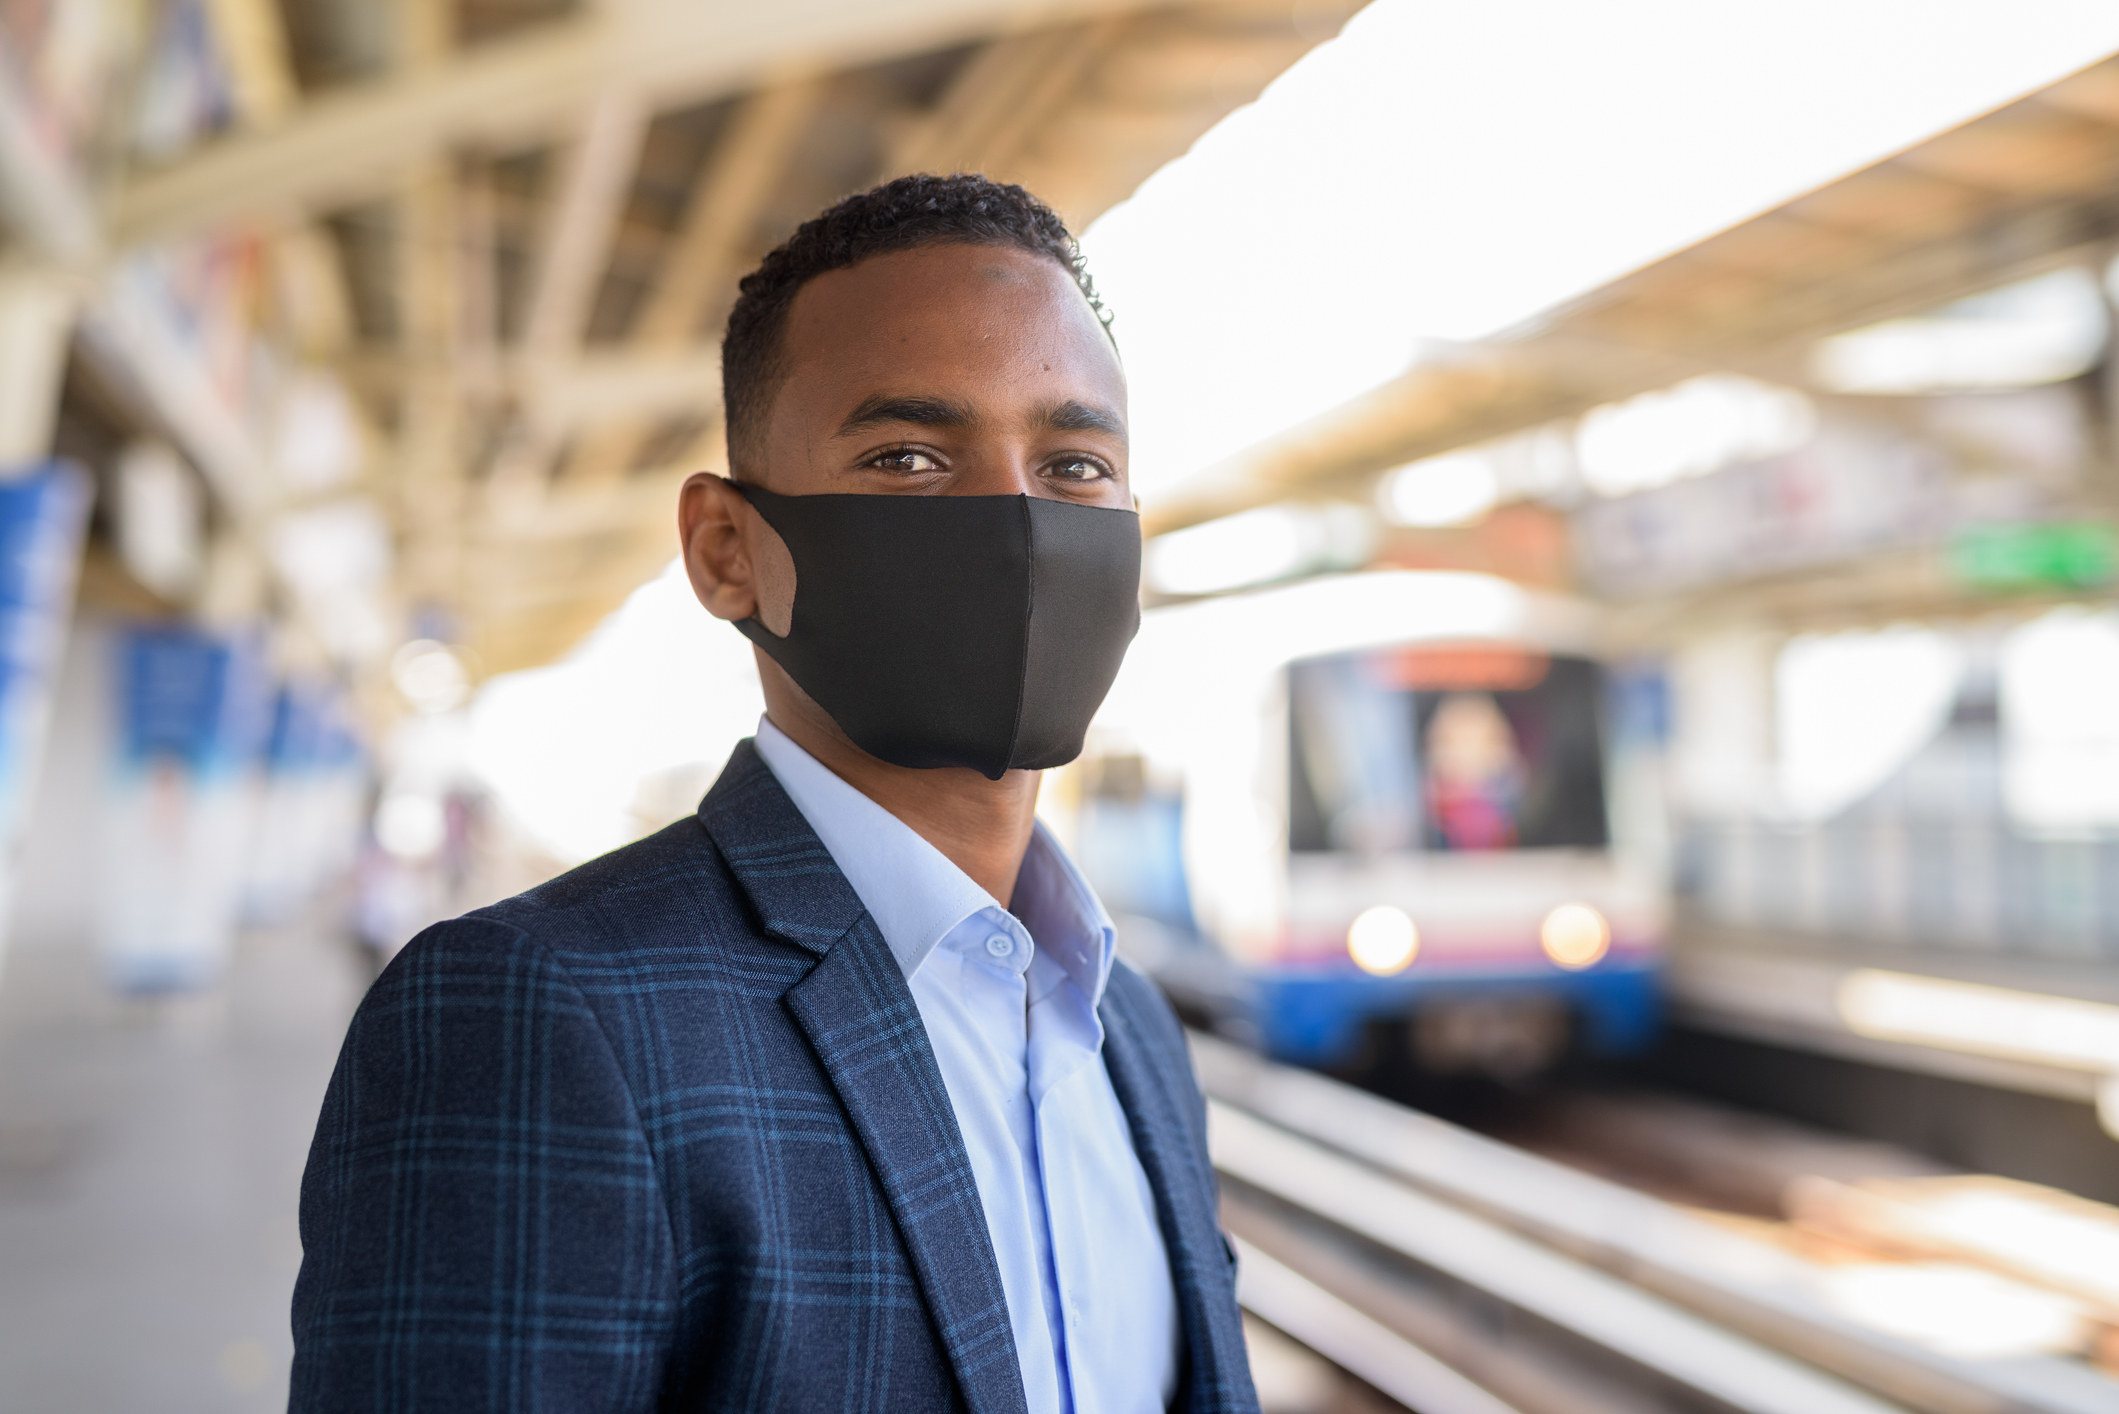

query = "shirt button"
[985,934,1014,958]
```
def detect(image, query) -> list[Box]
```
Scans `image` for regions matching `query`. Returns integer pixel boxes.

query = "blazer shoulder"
[362,910,569,1021]
[485,813,723,911]
[454,815,765,958]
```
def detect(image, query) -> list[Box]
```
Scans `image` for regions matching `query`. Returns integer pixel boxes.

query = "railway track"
[1196,1034,2119,1414]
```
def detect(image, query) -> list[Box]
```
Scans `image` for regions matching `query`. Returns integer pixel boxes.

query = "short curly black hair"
[720,173,1109,473]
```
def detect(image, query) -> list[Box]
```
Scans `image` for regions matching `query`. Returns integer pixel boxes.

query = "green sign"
[1949,522,2117,592]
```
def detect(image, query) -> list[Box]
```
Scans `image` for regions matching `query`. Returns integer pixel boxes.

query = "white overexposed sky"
[1083,0,2119,502]
[470,563,763,862]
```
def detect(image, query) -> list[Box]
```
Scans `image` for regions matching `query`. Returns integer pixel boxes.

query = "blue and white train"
[1057,571,1669,1076]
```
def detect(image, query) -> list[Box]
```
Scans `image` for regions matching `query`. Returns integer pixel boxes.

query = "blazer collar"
[696,738,869,955]
[698,740,1029,1414]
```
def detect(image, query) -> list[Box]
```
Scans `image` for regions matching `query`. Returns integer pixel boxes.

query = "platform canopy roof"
[0,0,1337,675]
[5,4,2119,687]
[1151,52,2119,535]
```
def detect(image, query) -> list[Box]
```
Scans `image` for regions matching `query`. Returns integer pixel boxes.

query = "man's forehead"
[785,245,1107,351]
[799,241,1059,300]
[776,244,1124,414]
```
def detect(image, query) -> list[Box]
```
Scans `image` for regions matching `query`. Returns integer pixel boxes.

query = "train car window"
[1289,645,1609,853]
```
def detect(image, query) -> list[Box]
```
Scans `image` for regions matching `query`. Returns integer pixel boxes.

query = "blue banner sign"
[100,623,272,991]
[0,462,93,960]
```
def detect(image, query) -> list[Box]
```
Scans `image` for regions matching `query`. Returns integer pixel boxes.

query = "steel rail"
[1215,1100,1908,1414]
[1233,1236,1527,1414]
[1197,1033,2119,1414]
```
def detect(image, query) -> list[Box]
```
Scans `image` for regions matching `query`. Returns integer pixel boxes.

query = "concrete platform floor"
[0,922,369,1412]
[0,917,1366,1412]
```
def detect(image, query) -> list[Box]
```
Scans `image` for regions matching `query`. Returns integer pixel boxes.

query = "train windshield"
[1288,645,1608,854]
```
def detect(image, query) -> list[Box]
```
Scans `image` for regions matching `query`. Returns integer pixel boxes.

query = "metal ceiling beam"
[203,0,300,127]
[478,467,692,542]
[0,38,98,261]
[633,78,825,349]
[1139,340,1684,535]
[889,27,1088,177]
[333,345,725,431]
[562,77,824,484]
[387,2,468,621]
[481,90,654,492]
[394,162,467,611]
[525,347,724,436]
[518,90,652,363]
[112,0,1189,251]
[1143,57,2119,537]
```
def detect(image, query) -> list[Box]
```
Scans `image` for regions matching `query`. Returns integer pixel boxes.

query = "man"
[291,175,1258,1414]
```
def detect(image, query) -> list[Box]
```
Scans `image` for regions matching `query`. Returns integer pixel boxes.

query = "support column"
[0,267,76,474]
[0,266,87,975]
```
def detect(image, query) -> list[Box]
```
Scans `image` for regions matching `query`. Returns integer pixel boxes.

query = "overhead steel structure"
[1161,53,2119,631]
[0,0,1338,681]
[4,10,2119,688]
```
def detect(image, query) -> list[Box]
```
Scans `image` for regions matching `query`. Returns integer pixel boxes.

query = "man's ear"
[677,473,795,634]
[679,474,757,623]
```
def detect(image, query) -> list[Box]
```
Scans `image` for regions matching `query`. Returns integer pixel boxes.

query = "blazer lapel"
[1100,986,1254,1411]
[699,742,1027,1414]
[785,934,1026,1414]
[697,740,868,952]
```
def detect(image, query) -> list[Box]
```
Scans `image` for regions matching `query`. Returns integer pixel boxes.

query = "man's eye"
[869,449,942,474]
[1047,457,1110,482]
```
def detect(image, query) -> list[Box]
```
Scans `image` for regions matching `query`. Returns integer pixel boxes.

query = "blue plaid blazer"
[292,740,1257,1413]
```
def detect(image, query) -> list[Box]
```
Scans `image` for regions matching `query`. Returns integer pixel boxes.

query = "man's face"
[748,243,1129,508]
[681,240,1132,758]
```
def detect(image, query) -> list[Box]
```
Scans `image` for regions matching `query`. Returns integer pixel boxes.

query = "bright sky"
[1084,0,2119,502]
[468,563,762,861]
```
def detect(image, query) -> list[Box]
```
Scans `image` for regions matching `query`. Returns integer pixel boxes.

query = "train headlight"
[1347,906,1418,975]
[1540,904,1610,969]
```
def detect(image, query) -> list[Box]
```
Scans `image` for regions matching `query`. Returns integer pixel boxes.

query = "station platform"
[0,922,367,1412]
[1667,918,2119,1104]
[1659,918,2119,1202]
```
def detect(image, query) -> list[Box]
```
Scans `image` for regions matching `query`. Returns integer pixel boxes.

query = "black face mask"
[732,484,1141,780]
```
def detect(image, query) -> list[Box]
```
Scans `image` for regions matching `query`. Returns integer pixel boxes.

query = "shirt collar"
[750,717,1115,1005]
[1013,819,1116,1008]
[753,717,990,979]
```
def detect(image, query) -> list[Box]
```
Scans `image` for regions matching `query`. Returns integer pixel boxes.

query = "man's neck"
[762,699,1040,908]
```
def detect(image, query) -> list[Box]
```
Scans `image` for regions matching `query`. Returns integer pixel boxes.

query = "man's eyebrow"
[1038,399,1126,438]
[838,395,978,435]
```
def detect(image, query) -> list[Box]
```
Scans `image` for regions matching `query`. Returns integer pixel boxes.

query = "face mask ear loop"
[729,482,791,641]
[998,493,1035,779]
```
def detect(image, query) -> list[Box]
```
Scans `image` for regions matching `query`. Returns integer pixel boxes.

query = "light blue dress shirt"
[753,718,1180,1414]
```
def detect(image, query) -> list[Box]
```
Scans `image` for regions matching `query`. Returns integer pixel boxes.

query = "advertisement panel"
[243,681,366,924]
[0,461,93,968]
[98,623,271,990]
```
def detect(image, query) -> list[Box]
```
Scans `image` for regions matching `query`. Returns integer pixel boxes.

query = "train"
[1056,570,1670,1076]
